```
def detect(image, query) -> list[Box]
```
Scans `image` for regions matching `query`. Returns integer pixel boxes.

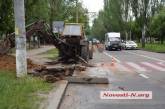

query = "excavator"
[0,21,93,63]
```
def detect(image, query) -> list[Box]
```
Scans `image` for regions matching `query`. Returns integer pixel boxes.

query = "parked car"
[124,41,138,50]
[92,38,100,44]
[121,40,126,49]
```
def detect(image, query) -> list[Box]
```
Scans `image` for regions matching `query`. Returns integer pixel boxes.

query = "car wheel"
[118,47,121,51]
[105,46,108,50]
[108,46,111,51]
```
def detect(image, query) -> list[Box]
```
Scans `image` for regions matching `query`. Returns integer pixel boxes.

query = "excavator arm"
[0,20,92,63]
[0,21,62,55]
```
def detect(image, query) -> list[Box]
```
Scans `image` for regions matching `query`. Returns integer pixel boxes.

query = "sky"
[82,0,104,13]
[82,0,104,26]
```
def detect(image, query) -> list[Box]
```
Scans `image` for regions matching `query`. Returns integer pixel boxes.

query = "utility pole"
[76,0,79,23]
[14,0,27,77]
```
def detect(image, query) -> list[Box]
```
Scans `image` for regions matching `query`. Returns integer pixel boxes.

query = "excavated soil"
[0,55,41,71]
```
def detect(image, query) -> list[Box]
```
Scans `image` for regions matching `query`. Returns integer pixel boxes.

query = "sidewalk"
[27,46,54,64]
[40,47,111,109]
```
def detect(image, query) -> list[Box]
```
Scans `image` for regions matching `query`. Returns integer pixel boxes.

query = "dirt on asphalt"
[0,55,42,71]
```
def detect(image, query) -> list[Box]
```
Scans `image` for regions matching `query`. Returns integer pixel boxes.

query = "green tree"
[64,1,89,34]
[91,11,106,41]
[0,0,14,38]
[130,0,163,44]
[91,0,126,40]
[48,0,89,32]
[0,0,89,38]
[25,0,50,24]
[91,0,164,44]
[150,7,165,44]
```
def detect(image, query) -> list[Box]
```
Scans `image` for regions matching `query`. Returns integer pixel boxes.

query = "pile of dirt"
[0,55,43,71]
[30,65,87,83]
[0,55,88,83]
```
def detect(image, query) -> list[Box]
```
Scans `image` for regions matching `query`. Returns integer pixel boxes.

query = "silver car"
[124,41,138,50]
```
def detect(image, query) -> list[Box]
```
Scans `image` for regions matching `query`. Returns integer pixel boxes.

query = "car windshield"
[109,37,120,41]
[126,41,129,44]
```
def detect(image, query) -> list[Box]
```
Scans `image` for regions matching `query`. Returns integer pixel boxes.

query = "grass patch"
[138,43,165,52]
[42,48,59,60]
[0,70,53,109]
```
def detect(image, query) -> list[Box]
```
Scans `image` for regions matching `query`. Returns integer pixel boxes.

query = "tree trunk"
[142,25,146,48]
[160,34,164,44]
[125,31,128,41]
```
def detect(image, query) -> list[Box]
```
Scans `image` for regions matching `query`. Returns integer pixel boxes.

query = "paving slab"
[68,63,111,84]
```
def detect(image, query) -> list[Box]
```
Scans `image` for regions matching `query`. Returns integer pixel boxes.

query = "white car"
[125,41,138,50]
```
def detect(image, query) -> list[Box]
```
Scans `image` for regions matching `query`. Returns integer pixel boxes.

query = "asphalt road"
[59,50,165,109]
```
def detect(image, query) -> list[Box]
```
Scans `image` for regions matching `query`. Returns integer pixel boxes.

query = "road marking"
[126,62,146,72]
[139,74,149,79]
[124,51,165,63]
[141,62,165,71]
[103,52,121,63]
[117,63,130,72]
[157,62,165,67]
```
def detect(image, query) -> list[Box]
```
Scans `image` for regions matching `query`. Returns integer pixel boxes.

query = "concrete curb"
[40,76,109,109]
[66,76,109,84]
[41,80,68,109]
[139,48,165,53]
